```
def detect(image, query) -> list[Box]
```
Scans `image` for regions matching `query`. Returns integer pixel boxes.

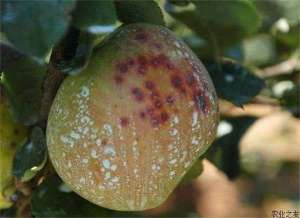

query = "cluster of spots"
[113,52,212,127]
[166,115,190,179]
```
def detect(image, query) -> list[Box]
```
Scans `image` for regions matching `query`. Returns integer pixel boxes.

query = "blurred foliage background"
[0,0,299,217]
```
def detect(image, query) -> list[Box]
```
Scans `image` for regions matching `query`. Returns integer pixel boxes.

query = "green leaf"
[31,175,139,218]
[276,0,300,25]
[254,0,300,30]
[72,0,117,33]
[243,34,277,66]
[31,176,83,218]
[55,31,96,76]
[281,84,300,117]
[204,59,265,106]
[115,0,165,26]
[207,116,257,179]
[0,0,76,59]
[166,0,261,47]
[0,43,45,125]
[272,23,300,47]
[12,127,47,182]
[168,0,191,7]
[180,158,203,184]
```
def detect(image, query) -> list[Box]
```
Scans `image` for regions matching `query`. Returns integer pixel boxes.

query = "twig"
[257,58,300,78]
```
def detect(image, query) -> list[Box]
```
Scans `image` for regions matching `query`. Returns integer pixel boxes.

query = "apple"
[47,23,219,211]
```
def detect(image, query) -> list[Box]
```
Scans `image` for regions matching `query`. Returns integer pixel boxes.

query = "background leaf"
[54,31,96,76]
[0,0,76,59]
[204,59,265,106]
[166,0,261,48]
[115,0,165,26]
[0,43,45,125]
[12,127,47,182]
[31,175,139,218]
[72,0,117,34]
[207,116,257,179]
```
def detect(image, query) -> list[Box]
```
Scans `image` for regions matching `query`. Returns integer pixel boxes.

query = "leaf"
[254,0,300,31]
[281,84,300,117]
[180,158,203,184]
[115,0,165,26]
[207,116,257,179]
[272,23,300,47]
[31,176,83,218]
[166,0,261,47]
[72,0,117,34]
[0,43,45,125]
[203,59,265,106]
[168,0,191,7]
[55,31,96,76]
[31,175,139,218]
[242,34,277,66]
[0,0,76,59]
[12,127,47,182]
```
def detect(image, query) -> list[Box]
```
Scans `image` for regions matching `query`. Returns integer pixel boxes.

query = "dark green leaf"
[225,43,244,62]
[204,59,265,106]
[166,0,261,48]
[31,175,83,218]
[180,158,203,184]
[253,0,300,30]
[207,116,257,179]
[31,175,140,218]
[0,43,45,125]
[272,23,300,47]
[281,84,300,117]
[168,0,191,7]
[115,0,165,26]
[12,127,47,181]
[72,0,117,33]
[55,31,95,75]
[0,0,76,59]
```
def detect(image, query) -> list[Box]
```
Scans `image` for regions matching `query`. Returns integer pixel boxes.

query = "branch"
[38,27,80,128]
[257,58,300,78]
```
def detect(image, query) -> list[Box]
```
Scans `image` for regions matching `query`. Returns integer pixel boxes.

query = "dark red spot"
[137,55,147,66]
[146,107,155,116]
[166,62,174,70]
[120,117,129,127]
[139,111,146,119]
[160,111,169,122]
[145,81,155,90]
[186,73,196,86]
[127,58,135,66]
[151,54,168,68]
[102,139,108,145]
[117,62,128,73]
[137,56,148,75]
[154,99,162,109]
[171,74,183,88]
[179,87,186,94]
[166,95,175,104]
[153,43,162,49]
[131,87,144,101]
[134,32,148,42]
[138,67,146,75]
[114,75,123,84]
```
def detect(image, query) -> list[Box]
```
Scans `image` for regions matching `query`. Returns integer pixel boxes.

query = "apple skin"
[47,23,219,211]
